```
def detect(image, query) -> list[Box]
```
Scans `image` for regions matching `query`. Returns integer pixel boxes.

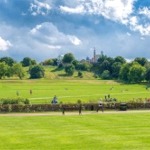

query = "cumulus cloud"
[139,7,150,19]
[68,35,82,45]
[0,37,12,51]
[29,0,51,16]
[30,22,82,47]
[60,5,85,14]
[60,0,135,24]
[60,0,150,36]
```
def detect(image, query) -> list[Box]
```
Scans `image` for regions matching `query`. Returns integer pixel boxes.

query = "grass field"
[0,79,149,104]
[0,112,150,149]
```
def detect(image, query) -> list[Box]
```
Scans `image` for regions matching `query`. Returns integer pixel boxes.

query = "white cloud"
[139,7,150,19]
[0,37,12,51]
[29,0,51,16]
[60,0,150,36]
[68,35,82,45]
[30,24,42,34]
[128,16,150,36]
[60,0,135,24]
[30,22,82,49]
[60,5,85,14]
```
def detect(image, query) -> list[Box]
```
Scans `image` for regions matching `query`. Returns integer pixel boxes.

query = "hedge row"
[0,98,30,105]
[0,102,150,112]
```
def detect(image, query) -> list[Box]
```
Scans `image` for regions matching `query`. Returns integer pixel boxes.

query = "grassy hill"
[44,66,95,80]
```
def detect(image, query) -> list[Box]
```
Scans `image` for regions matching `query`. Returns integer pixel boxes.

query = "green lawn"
[0,79,149,104]
[0,112,150,149]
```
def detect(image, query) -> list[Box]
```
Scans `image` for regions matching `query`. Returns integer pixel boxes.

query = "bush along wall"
[0,101,150,113]
[0,98,30,105]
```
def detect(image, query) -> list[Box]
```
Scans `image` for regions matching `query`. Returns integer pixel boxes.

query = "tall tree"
[119,63,131,82]
[128,62,146,83]
[0,62,8,79]
[12,63,25,79]
[21,57,36,67]
[62,53,75,64]
[65,64,75,76]
[114,56,126,64]
[0,57,16,66]
[134,57,148,66]
[111,62,122,79]
[29,65,45,79]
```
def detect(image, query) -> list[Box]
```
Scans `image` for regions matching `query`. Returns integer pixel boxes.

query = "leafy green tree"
[114,56,126,64]
[5,66,13,77]
[62,53,75,64]
[76,61,92,71]
[145,67,150,82]
[29,65,45,79]
[21,57,36,67]
[12,63,25,79]
[134,57,148,66]
[128,62,146,83]
[0,62,8,79]
[101,70,111,79]
[72,60,79,68]
[0,57,16,66]
[65,64,75,76]
[119,63,131,82]
[42,58,57,66]
[111,62,122,79]
[99,60,111,74]
[78,71,83,78]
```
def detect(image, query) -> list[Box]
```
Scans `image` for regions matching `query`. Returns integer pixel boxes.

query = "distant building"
[92,48,101,63]
[85,48,103,63]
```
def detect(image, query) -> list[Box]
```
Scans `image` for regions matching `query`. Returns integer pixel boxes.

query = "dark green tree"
[78,71,83,78]
[128,62,146,83]
[145,67,150,82]
[29,65,45,79]
[0,62,8,79]
[114,56,126,64]
[134,57,148,66]
[101,70,111,79]
[21,57,36,67]
[76,61,92,71]
[0,57,16,66]
[62,53,75,64]
[65,64,75,76]
[111,62,122,79]
[119,63,131,82]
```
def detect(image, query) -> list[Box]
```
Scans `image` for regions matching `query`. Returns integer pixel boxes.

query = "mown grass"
[0,79,149,104]
[0,112,150,149]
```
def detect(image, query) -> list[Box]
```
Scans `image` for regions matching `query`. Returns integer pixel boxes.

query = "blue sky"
[0,0,150,61]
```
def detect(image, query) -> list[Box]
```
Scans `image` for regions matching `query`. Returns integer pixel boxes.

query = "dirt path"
[0,110,150,117]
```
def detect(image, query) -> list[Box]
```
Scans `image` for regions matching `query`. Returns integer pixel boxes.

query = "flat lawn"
[1,112,150,149]
[0,79,149,103]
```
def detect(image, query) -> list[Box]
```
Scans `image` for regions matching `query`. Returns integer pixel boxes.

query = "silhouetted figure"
[97,102,104,112]
[30,89,32,95]
[51,95,58,104]
[62,106,65,115]
[79,104,82,115]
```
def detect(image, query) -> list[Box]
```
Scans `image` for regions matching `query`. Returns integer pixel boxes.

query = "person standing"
[97,102,104,112]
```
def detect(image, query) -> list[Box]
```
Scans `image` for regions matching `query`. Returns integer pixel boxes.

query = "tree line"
[0,54,150,83]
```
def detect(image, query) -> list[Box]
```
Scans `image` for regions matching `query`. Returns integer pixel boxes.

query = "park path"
[0,110,150,117]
